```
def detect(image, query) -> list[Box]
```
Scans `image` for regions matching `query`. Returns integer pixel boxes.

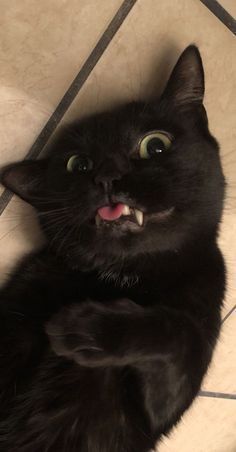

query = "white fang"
[122,205,131,216]
[134,209,143,226]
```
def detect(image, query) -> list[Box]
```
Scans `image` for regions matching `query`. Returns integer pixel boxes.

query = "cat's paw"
[46,302,106,366]
[46,299,138,367]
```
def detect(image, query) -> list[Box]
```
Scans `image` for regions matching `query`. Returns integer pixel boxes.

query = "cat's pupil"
[147,137,165,156]
[76,156,91,172]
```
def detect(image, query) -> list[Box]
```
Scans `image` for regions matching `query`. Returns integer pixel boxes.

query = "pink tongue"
[97,203,124,221]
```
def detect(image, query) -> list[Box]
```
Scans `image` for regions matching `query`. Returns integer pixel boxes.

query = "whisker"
[47,214,76,248]
[38,208,72,217]
[57,217,81,254]
[39,217,70,233]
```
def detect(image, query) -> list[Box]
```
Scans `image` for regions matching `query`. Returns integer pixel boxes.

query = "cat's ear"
[0,159,48,204]
[161,45,204,108]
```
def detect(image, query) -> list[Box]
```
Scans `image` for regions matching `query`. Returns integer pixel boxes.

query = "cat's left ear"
[161,45,204,109]
[0,159,48,204]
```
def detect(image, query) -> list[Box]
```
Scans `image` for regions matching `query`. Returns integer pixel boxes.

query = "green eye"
[139,131,172,159]
[66,155,93,173]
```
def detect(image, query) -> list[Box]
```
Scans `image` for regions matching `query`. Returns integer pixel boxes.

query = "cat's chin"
[94,218,142,234]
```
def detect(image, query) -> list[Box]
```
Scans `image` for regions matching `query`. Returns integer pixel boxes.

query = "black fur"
[0,46,226,451]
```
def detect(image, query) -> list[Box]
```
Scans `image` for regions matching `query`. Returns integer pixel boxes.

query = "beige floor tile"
[0,0,123,167]
[158,396,236,452]
[202,313,236,393]
[220,0,236,17]
[0,197,43,283]
[0,86,51,198]
[219,212,236,317]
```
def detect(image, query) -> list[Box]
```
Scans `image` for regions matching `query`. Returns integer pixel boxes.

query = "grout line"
[0,0,137,216]
[221,304,236,324]
[199,0,236,34]
[199,390,236,400]
[0,190,13,216]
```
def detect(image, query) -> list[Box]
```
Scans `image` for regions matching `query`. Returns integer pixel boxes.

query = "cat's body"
[0,46,226,451]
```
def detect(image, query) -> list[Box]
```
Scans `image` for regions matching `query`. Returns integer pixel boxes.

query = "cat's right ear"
[0,159,48,204]
[161,45,205,110]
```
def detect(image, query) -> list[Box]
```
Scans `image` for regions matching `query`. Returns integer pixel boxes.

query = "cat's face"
[1,46,225,272]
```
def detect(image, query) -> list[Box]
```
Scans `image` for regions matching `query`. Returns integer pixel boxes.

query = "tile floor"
[216,0,236,18]
[0,0,235,450]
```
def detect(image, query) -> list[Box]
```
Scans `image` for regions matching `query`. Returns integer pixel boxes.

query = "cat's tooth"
[95,214,101,227]
[122,204,131,216]
[134,209,143,226]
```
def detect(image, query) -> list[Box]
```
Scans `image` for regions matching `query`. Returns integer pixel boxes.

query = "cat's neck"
[61,234,217,289]
[95,239,216,288]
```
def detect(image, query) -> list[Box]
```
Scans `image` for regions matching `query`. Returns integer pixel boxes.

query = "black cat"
[0,45,225,452]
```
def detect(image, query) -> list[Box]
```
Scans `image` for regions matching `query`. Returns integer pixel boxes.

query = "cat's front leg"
[46,299,209,370]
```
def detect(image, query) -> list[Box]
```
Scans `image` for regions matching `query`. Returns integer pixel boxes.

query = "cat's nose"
[96,180,111,193]
[94,172,122,193]
[94,156,131,192]
[94,158,127,190]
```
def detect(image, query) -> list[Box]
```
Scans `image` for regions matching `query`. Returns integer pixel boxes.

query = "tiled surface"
[159,397,236,452]
[220,0,236,17]
[0,0,122,167]
[202,313,236,394]
[218,212,236,317]
[0,0,235,451]
[0,198,44,282]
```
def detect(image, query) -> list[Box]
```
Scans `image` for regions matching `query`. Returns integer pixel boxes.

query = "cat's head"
[0,46,225,272]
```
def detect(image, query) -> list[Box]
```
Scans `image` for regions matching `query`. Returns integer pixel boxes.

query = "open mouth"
[94,203,173,231]
[95,203,143,232]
